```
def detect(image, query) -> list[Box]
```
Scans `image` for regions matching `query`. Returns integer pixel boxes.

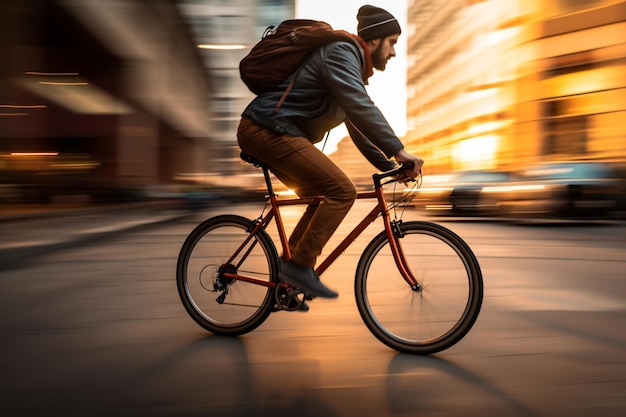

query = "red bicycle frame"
[221,163,419,290]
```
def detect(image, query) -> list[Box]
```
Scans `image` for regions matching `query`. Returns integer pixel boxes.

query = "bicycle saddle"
[240,152,267,168]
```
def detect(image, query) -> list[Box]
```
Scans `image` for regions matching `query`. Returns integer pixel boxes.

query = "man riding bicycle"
[237,5,424,302]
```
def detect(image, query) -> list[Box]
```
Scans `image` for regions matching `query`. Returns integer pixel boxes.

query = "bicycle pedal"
[274,285,309,312]
[279,297,309,312]
[293,299,310,312]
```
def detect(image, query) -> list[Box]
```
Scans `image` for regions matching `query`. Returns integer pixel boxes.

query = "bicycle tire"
[176,214,279,336]
[355,221,483,354]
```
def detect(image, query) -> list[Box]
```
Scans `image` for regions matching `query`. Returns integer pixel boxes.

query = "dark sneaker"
[279,261,338,299]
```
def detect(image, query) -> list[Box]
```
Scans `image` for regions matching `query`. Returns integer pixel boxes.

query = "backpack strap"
[273,78,295,113]
[272,51,312,113]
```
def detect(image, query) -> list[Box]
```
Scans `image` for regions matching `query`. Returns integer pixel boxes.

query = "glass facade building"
[178,0,295,179]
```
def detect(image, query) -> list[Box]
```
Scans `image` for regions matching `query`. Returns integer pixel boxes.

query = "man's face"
[370,34,399,71]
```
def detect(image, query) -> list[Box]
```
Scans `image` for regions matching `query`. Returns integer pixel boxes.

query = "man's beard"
[371,42,388,71]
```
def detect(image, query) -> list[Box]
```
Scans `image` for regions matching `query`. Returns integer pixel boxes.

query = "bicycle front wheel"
[176,215,279,336]
[355,221,483,354]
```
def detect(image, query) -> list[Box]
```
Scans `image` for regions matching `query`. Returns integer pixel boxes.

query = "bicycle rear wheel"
[176,215,278,336]
[355,221,483,354]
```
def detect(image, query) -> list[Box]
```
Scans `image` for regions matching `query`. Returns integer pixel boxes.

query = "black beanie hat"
[357,5,401,41]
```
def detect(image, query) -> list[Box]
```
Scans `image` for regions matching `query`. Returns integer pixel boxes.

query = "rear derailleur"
[214,264,236,304]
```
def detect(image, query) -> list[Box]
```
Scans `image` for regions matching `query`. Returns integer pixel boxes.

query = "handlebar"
[372,162,417,188]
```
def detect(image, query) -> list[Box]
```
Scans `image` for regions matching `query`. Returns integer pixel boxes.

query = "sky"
[295,0,408,153]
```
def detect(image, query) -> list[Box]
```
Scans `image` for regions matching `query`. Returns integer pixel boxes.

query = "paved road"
[1,202,624,416]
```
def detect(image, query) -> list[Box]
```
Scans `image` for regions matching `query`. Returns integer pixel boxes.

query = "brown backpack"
[239,19,355,96]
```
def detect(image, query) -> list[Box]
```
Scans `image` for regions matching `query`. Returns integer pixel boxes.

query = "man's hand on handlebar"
[394,149,424,183]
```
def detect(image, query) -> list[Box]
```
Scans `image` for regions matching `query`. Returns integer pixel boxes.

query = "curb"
[0,210,191,271]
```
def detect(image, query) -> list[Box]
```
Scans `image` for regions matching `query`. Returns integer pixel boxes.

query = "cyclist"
[237,5,424,301]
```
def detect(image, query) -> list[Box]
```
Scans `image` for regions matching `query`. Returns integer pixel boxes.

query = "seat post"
[262,166,275,197]
[240,152,276,197]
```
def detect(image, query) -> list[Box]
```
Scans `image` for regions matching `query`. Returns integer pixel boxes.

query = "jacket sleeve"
[346,121,398,172]
[320,42,405,159]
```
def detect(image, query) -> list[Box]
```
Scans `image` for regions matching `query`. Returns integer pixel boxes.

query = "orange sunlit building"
[405,0,626,174]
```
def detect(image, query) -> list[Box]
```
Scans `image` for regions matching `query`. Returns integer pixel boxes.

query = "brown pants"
[237,117,357,268]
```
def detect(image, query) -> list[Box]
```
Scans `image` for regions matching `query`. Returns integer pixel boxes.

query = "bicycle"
[176,153,483,355]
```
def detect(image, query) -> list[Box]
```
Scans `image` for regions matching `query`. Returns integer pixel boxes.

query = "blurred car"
[481,161,623,219]
[412,170,514,216]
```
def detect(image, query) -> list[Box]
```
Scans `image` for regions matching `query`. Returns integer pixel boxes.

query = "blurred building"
[0,0,211,204]
[405,0,626,174]
[177,0,295,184]
[0,0,298,205]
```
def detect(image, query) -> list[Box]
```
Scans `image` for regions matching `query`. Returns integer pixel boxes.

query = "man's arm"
[322,42,424,179]
[346,121,397,172]
[321,42,404,159]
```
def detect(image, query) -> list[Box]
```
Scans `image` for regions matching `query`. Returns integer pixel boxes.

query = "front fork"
[389,219,422,292]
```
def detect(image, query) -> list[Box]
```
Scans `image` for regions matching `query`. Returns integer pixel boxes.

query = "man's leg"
[238,118,356,297]
[287,202,319,260]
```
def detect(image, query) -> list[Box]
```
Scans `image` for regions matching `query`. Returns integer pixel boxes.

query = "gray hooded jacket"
[241,40,403,172]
